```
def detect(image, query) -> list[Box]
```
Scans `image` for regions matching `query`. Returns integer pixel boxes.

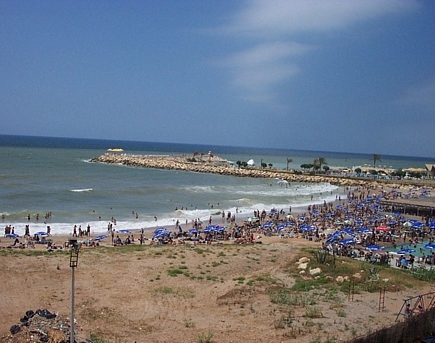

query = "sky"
[1,0,434,158]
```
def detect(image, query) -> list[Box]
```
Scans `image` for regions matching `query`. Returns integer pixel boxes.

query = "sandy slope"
[0,235,432,343]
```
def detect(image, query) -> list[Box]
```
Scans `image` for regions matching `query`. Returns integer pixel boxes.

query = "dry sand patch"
[1,238,433,343]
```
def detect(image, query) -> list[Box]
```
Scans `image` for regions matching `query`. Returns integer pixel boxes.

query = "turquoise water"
[384,240,433,258]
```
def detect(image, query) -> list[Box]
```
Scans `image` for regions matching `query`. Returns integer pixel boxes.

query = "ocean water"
[0,135,433,237]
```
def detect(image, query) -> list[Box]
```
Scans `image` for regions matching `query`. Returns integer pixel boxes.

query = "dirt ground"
[1,234,433,343]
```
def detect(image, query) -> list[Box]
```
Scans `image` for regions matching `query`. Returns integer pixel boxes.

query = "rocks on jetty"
[90,153,375,187]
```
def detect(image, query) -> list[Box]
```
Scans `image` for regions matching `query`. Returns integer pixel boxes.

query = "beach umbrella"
[248,217,259,222]
[6,233,20,238]
[276,224,286,231]
[247,159,255,166]
[403,221,413,228]
[428,221,435,229]
[94,234,108,241]
[358,227,372,234]
[153,230,171,239]
[339,238,356,245]
[376,226,389,232]
[262,222,273,228]
[34,231,48,236]
[326,232,341,243]
[366,244,384,251]
[366,245,384,252]
[412,222,424,229]
[424,243,435,250]
[154,227,167,234]
[286,214,294,219]
[397,248,416,255]
[188,228,199,234]
[117,229,131,234]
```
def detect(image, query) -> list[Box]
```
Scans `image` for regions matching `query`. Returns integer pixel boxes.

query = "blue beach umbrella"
[397,248,416,255]
[94,234,108,241]
[326,231,341,243]
[203,226,214,233]
[358,227,371,234]
[339,238,356,245]
[153,230,171,239]
[6,233,20,238]
[117,229,131,234]
[34,231,48,236]
[366,245,384,252]
[424,243,435,250]
[412,222,424,229]
[154,227,167,234]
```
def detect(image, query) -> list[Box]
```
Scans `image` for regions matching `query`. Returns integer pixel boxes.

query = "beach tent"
[247,159,255,166]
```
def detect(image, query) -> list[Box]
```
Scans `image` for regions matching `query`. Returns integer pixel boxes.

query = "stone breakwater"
[91,153,376,187]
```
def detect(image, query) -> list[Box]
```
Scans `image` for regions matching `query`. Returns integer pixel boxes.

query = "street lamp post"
[69,238,80,343]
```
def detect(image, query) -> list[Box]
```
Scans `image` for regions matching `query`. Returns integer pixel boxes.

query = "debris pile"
[1,309,84,343]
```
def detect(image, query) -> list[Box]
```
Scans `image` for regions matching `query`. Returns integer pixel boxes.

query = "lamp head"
[69,238,79,251]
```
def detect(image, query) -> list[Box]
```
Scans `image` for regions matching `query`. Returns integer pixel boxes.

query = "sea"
[0,135,433,237]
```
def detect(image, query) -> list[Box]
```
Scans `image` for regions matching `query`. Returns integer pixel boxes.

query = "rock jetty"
[90,153,373,187]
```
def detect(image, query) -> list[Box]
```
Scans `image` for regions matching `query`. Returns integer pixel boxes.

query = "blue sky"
[1,0,434,157]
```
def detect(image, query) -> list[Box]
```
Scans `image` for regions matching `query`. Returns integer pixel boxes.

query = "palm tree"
[314,157,327,171]
[372,154,382,168]
[286,158,293,171]
[318,157,327,170]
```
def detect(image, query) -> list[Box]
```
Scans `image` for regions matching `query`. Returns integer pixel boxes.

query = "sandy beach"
[1,182,434,343]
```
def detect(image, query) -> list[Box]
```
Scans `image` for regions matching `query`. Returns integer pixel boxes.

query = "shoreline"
[2,182,432,253]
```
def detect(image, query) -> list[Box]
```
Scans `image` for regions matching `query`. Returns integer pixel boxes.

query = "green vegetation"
[197,330,214,343]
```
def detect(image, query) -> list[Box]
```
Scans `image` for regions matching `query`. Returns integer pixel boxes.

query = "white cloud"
[217,0,420,106]
[228,0,420,37]
[222,42,307,104]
